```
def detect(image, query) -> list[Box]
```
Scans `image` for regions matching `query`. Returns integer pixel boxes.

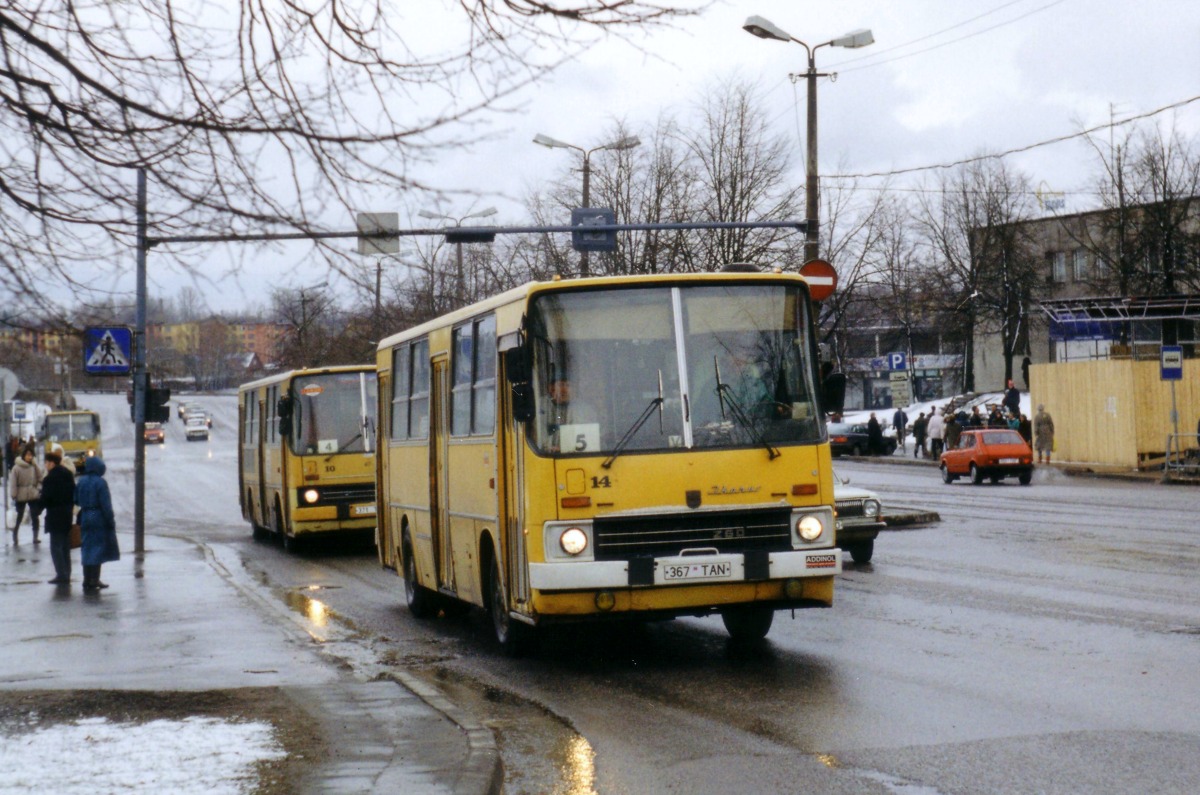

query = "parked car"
[940,428,1034,485]
[185,416,209,442]
[834,480,885,564]
[143,422,165,444]
[828,422,897,457]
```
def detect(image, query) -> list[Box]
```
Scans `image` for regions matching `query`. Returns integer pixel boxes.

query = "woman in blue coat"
[74,457,120,591]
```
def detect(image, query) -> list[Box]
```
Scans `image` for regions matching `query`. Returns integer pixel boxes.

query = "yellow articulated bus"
[39,410,102,470]
[376,269,847,651]
[238,366,378,552]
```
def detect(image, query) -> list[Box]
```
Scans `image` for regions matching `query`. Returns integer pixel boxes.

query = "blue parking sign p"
[888,352,907,371]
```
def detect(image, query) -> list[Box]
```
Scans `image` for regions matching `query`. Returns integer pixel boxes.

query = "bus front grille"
[592,508,793,561]
[300,485,375,505]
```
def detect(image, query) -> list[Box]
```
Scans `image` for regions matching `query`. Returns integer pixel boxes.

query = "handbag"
[69,523,82,550]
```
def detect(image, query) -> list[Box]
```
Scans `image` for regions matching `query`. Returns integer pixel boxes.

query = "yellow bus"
[376,270,846,651]
[39,410,102,470]
[238,366,378,551]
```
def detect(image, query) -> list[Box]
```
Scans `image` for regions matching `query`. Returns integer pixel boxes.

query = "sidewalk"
[0,531,501,794]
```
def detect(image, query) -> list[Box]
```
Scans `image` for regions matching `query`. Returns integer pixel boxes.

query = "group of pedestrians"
[8,443,120,591]
[899,381,1056,464]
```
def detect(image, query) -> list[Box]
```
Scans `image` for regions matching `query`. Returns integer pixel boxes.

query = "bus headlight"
[560,527,588,556]
[796,515,824,541]
[303,489,320,504]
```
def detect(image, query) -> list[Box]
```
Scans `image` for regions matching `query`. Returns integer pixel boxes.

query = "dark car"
[828,422,896,457]
[940,428,1034,485]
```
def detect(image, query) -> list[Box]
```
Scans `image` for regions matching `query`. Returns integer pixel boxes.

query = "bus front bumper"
[529,547,840,592]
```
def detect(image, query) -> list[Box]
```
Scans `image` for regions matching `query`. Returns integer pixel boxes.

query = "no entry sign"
[800,259,837,301]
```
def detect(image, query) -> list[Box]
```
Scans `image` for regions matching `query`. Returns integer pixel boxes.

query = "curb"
[199,540,503,795]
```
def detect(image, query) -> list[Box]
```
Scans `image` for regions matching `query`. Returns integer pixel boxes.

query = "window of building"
[1050,251,1067,283]
[1072,248,1088,281]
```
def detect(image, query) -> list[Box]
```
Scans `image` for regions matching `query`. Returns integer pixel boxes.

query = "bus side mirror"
[277,396,294,437]
[822,372,847,416]
[504,348,533,423]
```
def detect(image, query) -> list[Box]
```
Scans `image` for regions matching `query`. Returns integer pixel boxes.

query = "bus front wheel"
[488,557,533,656]
[720,605,774,642]
[403,535,438,619]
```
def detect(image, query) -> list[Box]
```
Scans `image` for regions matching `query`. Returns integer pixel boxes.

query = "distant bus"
[39,410,102,470]
[376,270,845,652]
[238,366,378,551]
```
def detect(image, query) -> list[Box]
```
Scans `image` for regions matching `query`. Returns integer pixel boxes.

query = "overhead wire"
[828,93,1200,180]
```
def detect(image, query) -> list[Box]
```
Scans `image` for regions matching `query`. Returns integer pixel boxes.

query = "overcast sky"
[131,0,1200,314]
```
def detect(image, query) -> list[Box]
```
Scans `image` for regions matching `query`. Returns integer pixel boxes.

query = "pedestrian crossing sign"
[83,327,133,375]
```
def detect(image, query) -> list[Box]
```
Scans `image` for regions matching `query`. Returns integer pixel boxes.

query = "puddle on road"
[422,667,597,795]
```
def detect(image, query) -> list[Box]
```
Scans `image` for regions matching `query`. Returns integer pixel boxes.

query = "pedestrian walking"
[867,412,884,456]
[1033,404,1055,464]
[41,449,75,585]
[1003,379,1021,418]
[892,406,909,452]
[9,445,43,544]
[1018,413,1032,445]
[928,409,945,459]
[944,413,962,450]
[74,456,119,591]
[911,412,928,458]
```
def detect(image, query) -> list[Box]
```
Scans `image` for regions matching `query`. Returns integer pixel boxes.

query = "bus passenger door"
[257,396,269,528]
[430,356,454,591]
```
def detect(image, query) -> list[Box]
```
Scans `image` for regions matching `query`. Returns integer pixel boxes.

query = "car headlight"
[796,514,824,541]
[864,499,881,519]
[559,527,588,556]
[303,489,320,504]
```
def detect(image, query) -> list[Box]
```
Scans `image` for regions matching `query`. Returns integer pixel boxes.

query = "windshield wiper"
[325,432,361,461]
[714,357,781,460]
[602,371,665,470]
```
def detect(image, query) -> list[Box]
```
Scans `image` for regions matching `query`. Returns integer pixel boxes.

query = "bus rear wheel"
[403,535,438,619]
[720,605,774,642]
[489,557,533,656]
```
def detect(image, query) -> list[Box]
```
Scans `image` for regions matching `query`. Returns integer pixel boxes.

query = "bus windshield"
[44,413,100,443]
[526,283,822,456]
[290,371,378,455]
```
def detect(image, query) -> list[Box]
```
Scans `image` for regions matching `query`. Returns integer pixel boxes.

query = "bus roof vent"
[720,263,761,273]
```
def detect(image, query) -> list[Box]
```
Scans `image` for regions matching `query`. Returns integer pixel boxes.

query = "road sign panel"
[83,327,133,375]
[888,352,907,371]
[800,259,837,301]
[1160,345,1183,381]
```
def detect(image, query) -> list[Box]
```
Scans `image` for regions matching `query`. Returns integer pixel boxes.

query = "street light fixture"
[743,15,874,264]
[532,133,642,277]
[418,206,498,305]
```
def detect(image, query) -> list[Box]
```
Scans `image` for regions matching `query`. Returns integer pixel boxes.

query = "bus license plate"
[662,561,732,581]
[352,505,376,516]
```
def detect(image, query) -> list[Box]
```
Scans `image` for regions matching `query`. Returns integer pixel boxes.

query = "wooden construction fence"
[1029,359,1200,470]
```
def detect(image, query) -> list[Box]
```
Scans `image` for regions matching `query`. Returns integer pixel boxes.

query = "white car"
[834,481,885,564]
[185,417,209,441]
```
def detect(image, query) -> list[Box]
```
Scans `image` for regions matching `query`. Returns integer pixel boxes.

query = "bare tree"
[0,1,699,323]
[675,79,802,270]
[915,158,1036,391]
[1060,121,1200,299]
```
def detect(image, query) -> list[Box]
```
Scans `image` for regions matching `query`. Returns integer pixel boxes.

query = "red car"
[143,422,165,444]
[940,429,1034,485]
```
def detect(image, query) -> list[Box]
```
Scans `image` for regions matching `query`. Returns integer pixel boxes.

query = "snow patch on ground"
[0,716,285,794]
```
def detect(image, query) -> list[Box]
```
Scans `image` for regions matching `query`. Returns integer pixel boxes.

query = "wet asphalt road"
[95,392,1200,794]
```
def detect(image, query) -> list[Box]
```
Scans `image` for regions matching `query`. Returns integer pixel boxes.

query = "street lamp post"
[418,206,498,305]
[743,16,874,264]
[532,133,641,277]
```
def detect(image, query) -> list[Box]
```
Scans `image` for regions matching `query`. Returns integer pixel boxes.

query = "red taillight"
[833,436,848,443]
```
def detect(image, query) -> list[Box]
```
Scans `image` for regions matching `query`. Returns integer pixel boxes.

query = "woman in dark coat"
[41,450,76,585]
[74,457,119,591]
